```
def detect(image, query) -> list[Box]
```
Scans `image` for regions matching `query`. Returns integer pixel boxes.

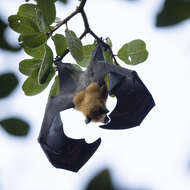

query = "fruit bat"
[38,43,155,172]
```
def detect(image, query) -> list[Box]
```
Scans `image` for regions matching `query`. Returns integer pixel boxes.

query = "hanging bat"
[38,43,155,172]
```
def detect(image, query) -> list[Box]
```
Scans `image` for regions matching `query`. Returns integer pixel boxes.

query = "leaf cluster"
[8,0,149,97]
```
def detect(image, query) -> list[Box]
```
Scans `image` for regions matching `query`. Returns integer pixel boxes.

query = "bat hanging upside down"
[73,82,109,124]
[38,43,155,172]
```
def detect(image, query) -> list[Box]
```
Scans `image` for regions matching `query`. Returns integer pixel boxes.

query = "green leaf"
[23,44,45,59]
[21,32,46,48]
[8,15,39,34]
[19,58,41,76]
[104,50,113,64]
[0,73,18,98]
[36,0,56,26]
[85,169,115,190]
[36,9,46,32]
[77,44,95,67]
[52,34,67,56]
[156,0,190,27]
[0,17,20,52]
[48,76,59,98]
[65,29,83,62]
[104,74,115,98]
[22,67,55,96]
[0,117,30,136]
[18,3,37,22]
[18,3,46,32]
[38,45,54,84]
[105,37,112,48]
[118,39,148,65]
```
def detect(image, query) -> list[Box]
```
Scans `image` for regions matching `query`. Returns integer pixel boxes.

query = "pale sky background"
[1,0,190,190]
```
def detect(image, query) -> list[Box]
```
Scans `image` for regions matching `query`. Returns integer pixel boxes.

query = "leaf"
[118,39,148,65]
[48,76,59,98]
[0,17,20,52]
[21,32,47,48]
[38,45,54,84]
[85,169,115,190]
[104,74,115,98]
[156,0,190,27]
[8,15,39,34]
[35,8,46,32]
[65,29,83,62]
[18,3,37,22]
[0,73,18,98]
[22,67,55,96]
[0,117,30,136]
[104,50,113,64]
[36,0,56,26]
[77,44,95,67]
[23,44,45,59]
[52,34,67,56]
[19,58,41,76]
[105,37,112,48]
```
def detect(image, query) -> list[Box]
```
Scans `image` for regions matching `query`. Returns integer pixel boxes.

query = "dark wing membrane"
[39,113,101,172]
[38,60,101,172]
[100,71,155,130]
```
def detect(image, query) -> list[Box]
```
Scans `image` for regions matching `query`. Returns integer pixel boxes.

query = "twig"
[51,0,118,65]
[49,0,87,35]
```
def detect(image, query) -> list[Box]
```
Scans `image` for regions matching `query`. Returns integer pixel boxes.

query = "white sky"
[1,0,190,190]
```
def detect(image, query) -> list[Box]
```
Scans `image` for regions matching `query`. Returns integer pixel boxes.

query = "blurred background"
[1,0,190,189]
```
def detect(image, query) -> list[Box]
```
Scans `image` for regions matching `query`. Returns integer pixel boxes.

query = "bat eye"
[85,116,91,124]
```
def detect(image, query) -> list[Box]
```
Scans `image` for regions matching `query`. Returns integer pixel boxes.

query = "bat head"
[85,106,109,124]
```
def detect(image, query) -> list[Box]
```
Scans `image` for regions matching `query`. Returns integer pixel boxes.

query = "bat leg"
[100,72,155,129]
[38,113,101,172]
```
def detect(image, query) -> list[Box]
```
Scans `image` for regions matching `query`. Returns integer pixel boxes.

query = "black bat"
[38,43,155,172]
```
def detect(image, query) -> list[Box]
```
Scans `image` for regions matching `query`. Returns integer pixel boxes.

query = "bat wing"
[38,60,101,172]
[100,62,155,129]
[39,112,101,172]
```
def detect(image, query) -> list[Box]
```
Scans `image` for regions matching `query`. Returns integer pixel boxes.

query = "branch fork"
[50,0,118,64]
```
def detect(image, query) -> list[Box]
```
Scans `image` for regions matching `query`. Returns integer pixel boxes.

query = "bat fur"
[73,82,109,123]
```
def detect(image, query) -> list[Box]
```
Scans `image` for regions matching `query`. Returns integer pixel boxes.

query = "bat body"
[73,82,109,123]
[38,44,155,172]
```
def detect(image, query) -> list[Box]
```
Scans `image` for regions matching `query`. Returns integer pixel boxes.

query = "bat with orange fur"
[38,43,155,172]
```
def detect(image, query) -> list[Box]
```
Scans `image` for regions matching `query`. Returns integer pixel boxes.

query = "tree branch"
[49,0,88,35]
[52,0,119,65]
